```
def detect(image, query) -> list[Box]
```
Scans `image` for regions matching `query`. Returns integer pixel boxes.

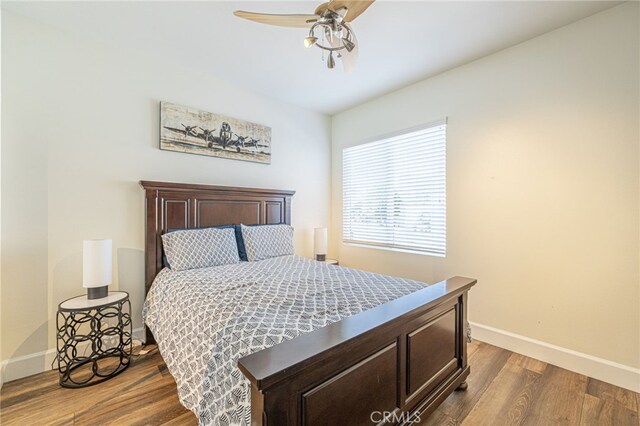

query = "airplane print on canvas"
[160,102,271,164]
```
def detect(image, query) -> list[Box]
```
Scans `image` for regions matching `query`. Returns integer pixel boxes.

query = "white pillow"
[162,227,240,271]
[240,224,294,261]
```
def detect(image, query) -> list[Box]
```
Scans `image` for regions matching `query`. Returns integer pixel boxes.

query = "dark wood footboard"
[238,276,476,425]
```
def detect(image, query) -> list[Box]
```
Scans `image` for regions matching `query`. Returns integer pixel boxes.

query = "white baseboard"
[0,327,145,384]
[470,321,640,392]
[0,347,57,384]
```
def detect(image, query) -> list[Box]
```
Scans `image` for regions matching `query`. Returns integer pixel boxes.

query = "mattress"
[143,255,426,425]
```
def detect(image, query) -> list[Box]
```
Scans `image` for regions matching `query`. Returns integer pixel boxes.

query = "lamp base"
[316,254,326,262]
[87,286,108,300]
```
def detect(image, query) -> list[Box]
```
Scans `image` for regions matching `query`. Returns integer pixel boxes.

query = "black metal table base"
[56,296,132,388]
[59,353,130,388]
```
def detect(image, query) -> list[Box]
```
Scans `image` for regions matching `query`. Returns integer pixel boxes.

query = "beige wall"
[0,7,3,388]
[331,3,639,369]
[1,11,331,372]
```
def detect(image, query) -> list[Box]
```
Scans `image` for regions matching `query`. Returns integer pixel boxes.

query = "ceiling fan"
[234,0,375,72]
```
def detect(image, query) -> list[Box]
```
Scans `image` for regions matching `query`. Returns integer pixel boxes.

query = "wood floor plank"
[0,376,62,410]
[580,393,639,426]
[75,388,186,425]
[430,341,512,423]
[34,413,76,426]
[508,352,547,375]
[162,410,199,426]
[521,364,588,425]
[420,407,459,426]
[586,377,638,413]
[467,339,480,359]
[462,362,542,425]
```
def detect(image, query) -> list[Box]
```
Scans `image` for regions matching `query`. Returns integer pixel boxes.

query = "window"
[342,120,446,256]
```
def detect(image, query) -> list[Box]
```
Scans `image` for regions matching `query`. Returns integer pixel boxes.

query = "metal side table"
[56,291,132,388]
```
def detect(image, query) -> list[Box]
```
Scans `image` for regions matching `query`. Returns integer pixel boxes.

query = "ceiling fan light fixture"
[327,52,336,69]
[304,36,318,48]
[342,37,355,52]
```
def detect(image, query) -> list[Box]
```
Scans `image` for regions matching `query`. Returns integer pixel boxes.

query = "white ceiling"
[2,1,620,114]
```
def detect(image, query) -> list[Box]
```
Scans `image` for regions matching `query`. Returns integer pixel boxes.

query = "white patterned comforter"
[143,255,426,425]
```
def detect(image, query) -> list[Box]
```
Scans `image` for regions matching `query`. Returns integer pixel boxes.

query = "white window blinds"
[342,120,446,257]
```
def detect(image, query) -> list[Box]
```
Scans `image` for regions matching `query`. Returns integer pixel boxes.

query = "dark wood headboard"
[140,180,295,343]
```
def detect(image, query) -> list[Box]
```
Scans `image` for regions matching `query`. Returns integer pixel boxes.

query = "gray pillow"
[161,227,240,271]
[240,224,294,261]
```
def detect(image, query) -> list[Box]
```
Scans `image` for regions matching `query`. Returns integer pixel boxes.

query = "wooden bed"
[141,180,476,425]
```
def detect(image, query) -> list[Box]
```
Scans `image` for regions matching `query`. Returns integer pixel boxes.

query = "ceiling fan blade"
[233,11,319,28]
[315,0,375,22]
[314,2,331,16]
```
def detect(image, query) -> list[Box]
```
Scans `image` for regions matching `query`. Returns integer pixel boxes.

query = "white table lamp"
[83,239,112,300]
[314,228,327,261]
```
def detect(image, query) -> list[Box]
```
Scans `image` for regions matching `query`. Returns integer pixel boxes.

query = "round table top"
[59,291,129,311]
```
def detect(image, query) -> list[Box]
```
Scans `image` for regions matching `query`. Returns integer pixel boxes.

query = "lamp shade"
[83,239,112,289]
[314,228,327,256]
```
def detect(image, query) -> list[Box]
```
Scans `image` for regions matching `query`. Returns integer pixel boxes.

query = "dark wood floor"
[1,341,638,425]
